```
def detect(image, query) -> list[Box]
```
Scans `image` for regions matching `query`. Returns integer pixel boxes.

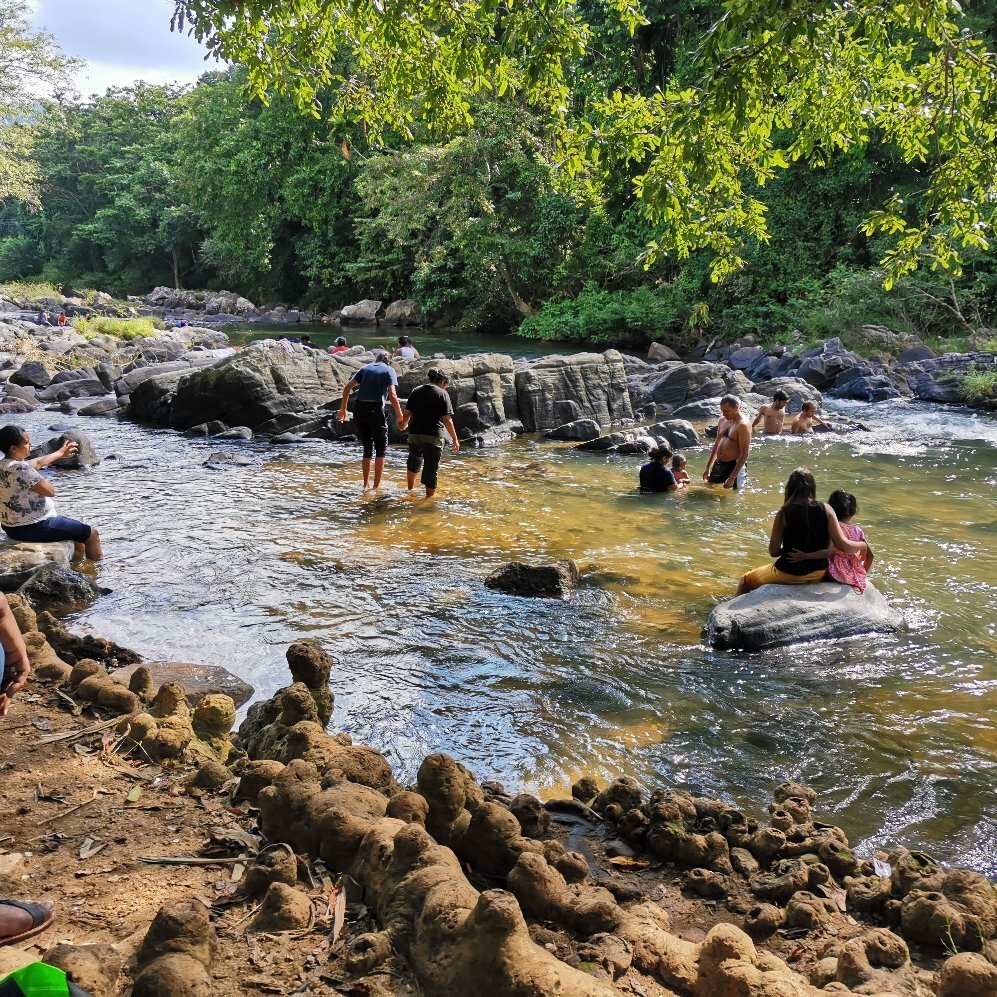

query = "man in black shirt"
[398,368,459,498]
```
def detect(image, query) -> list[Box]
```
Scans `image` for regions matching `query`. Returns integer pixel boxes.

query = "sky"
[28,0,220,97]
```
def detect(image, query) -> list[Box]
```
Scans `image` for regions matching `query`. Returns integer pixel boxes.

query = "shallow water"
[19,397,997,874]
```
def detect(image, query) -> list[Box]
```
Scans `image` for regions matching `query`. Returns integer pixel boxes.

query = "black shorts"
[708,459,739,488]
[352,402,388,459]
[407,437,444,489]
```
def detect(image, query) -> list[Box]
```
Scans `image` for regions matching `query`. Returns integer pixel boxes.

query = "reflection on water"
[18,399,997,873]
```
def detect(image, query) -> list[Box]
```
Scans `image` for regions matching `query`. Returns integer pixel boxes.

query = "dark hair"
[827,489,857,521]
[649,445,672,462]
[671,452,686,469]
[783,467,817,505]
[301,335,312,342]
[335,336,347,346]
[427,367,449,386]
[801,401,817,413]
[773,390,789,402]
[398,335,412,346]
[0,425,27,456]
[720,394,740,408]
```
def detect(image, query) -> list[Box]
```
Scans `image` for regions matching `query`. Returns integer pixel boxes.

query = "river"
[17,354,997,875]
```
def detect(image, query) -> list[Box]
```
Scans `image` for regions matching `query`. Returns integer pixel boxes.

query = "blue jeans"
[3,516,92,543]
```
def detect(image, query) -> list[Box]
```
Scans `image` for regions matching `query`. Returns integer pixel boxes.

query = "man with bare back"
[751,389,789,434]
[703,394,751,490]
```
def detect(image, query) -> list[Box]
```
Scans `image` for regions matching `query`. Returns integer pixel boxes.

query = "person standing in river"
[751,390,790,434]
[703,395,751,489]
[337,352,405,491]
[398,368,460,498]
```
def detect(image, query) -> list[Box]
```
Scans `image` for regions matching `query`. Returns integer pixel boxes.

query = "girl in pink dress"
[825,490,874,591]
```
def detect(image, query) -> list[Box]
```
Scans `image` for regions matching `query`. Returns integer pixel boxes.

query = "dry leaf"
[331,877,347,944]
[126,785,144,803]
[606,856,652,868]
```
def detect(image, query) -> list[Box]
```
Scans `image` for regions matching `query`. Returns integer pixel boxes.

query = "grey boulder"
[17,563,104,612]
[31,428,100,468]
[484,559,580,598]
[544,418,602,442]
[704,581,901,651]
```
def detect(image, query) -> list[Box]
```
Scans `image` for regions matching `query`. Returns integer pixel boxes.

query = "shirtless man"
[703,395,751,490]
[791,401,828,434]
[752,390,790,434]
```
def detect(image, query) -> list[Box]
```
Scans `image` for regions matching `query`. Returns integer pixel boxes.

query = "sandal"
[0,900,55,947]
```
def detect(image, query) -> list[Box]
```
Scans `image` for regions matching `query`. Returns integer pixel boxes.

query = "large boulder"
[646,419,699,449]
[113,661,254,708]
[165,346,355,430]
[515,351,632,432]
[705,581,901,651]
[544,419,602,442]
[30,428,100,468]
[17,563,104,612]
[340,299,383,323]
[125,369,191,424]
[9,361,53,389]
[383,299,423,327]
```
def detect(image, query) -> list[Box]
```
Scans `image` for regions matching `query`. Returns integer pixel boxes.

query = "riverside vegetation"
[2,0,997,354]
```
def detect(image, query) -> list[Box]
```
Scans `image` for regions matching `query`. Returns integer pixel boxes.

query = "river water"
[17,349,997,875]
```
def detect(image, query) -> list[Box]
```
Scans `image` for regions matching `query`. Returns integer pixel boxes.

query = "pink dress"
[828,523,868,592]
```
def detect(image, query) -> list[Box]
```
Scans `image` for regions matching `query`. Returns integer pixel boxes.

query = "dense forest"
[2,0,997,348]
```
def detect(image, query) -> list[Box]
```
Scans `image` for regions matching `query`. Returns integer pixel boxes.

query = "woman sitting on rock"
[736,467,864,594]
[0,426,103,560]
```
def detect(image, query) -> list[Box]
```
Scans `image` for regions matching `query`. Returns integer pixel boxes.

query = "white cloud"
[30,0,221,97]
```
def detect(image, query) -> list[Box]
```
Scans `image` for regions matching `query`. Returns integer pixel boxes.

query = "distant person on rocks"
[752,390,790,434]
[55,311,68,327]
[395,335,420,360]
[398,368,459,498]
[703,395,751,489]
[0,426,103,560]
[736,467,867,594]
[791,401,828,434]
[639,446,678,493]
[328,336,349,355]
[671,452,690,485]
[337,351,404,491]
[300,335,320,351]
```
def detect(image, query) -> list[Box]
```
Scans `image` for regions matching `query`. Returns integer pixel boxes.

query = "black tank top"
[775,501,829,575]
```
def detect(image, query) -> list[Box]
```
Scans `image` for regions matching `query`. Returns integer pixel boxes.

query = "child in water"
[671,453,690,485]
[824,490,873,591]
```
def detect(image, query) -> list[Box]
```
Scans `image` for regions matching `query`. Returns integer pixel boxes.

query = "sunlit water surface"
[19,394,996,874]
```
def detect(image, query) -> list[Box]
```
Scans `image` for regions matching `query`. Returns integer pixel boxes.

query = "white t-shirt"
[0,458,56,527]
[397,346,417,359]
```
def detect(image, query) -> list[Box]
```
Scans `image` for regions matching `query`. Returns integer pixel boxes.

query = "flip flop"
[0,900,55,947]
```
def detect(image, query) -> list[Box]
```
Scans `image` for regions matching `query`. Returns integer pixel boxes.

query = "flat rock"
[77,398,120,416]
[484,559,580,598]
[704,581,901,651]
[16,564,104,612]
[113,661,254,707]
[544,418,602,442]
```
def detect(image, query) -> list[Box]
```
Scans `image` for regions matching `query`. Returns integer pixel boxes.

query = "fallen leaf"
[606,856,652,868]
[126,785,144,803]
[31,718,53,731]
[79,838,108,860]
[331,877,347,944]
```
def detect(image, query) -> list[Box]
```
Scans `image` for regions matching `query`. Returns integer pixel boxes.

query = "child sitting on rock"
[824,490,873,592]
[671,453,690,485]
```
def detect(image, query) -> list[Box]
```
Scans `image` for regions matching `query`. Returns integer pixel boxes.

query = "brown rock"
[115,661,252,707]
[251,882,313,932]
[43,942,123,997]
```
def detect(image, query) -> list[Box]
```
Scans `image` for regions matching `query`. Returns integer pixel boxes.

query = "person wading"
[337,352,405,491]
[399,368,459,498]
[703,394,751,489]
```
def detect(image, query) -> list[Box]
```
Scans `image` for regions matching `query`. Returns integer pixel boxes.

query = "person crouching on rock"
[639,446,678,493]
[337,352,404,491]
[736,467,866,595]
[398,368,459,498]
[0,425,103,560]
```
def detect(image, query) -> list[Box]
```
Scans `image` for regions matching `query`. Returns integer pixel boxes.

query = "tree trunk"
[496,261,533,318]
[172,248,181,290]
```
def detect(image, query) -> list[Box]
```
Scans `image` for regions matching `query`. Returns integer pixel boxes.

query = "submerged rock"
[484,559,580,598]
[705,581,901,651]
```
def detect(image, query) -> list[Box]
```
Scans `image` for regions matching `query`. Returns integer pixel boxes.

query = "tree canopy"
[173,0,997,286]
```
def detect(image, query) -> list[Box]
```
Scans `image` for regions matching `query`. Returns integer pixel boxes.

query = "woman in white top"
[394,335,420,360]
[0,425,103,560]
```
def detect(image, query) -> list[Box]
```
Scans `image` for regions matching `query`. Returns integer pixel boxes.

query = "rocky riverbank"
[1,608,994,996]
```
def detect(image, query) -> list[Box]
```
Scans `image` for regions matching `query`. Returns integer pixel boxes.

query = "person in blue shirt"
[639,446,678,493]
[336,352,405,491]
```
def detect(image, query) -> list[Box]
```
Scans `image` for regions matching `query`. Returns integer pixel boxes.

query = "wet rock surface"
[705,581,902,651]
[484,559,581,598]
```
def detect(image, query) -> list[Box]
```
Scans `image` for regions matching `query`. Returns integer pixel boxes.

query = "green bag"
[0,963,71,996]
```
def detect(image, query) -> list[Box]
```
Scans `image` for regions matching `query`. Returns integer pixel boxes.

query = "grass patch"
[0,281,63,301]
[959,365,997,402]
[73,316,163,341]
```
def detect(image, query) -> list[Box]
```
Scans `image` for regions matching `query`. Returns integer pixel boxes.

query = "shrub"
[0,280,63,302]
[960,366,997,402]
[518,284,693,346]
[72,316,163,341]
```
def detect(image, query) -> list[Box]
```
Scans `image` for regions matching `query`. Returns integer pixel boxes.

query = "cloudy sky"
[29,0,219,97]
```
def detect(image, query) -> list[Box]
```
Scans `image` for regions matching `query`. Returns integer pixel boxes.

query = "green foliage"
[72,316,163,340]
[0,280,62,300]
[519,284,693,344]
[0,1,77,205]
[959,366,997,402]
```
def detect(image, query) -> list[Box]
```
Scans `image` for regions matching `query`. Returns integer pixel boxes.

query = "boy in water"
[791,401,829,434]
[752,390,790,434]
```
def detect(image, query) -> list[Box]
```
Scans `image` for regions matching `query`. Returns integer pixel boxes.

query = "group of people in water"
[639,392,872,595]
